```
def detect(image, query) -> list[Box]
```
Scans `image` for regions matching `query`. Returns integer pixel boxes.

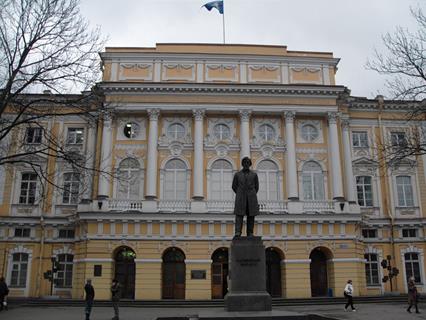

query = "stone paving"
[0,302,425,320]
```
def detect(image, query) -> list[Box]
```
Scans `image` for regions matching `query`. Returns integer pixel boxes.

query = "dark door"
[310,249,328,297]
[114,247,136,299]
[211,248,228,299]
[266,249,282,297]
[162,248,185,299]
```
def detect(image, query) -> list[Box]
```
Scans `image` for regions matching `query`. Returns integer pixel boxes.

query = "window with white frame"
[123,122,140,139]
[163,159,187,200]
[117,158,141,200]
[257,160,279,201]
[213,124,231,140]
[301,161,324,200]
[402,228,417,238]
[258,124,275,141]
[301,124,319,142]
[25,127,43,144]
[210,159,233,201]
[352,131,369,148]
[396,176,414,207]
[14,228,31,238]
[10,253,28,287]
[364,253,380,286]
[56,254,73,288]
[391,131,407,147]
[66,128,84,144]
[167,123,185,140]
[62,173,80,204]
[404,252,422,284]
[356,176,373,207]
[19,173,37,204]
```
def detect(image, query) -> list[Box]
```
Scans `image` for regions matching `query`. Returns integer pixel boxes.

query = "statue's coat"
[232,170,259,216]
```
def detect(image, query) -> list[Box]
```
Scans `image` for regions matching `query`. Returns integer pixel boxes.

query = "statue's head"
[241,157,252,170]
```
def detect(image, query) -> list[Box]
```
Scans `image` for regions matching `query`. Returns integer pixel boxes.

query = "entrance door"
[266,248,282,297]
[114,247,136,299]
[162,248,185,299]
[211,248,228,299]
[310,249,328,297]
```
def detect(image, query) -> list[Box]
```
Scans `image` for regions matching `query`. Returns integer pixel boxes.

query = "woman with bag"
[0,277,9,311]
[344,279,356,312]
[407,277,420,313]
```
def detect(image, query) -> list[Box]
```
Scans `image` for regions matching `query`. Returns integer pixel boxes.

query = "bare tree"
[0,0,108,202]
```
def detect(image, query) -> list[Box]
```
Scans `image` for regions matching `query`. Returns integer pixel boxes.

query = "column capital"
[284,111,296,122]
[147,108,160,121]
[239,109,252,122]
[327,112,339,125]
[192,109,205,121]
[341,118,350,130]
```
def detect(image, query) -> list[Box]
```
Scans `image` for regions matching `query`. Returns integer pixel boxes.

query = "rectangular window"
[404,253,421,284]
[62,173,80,204]
[352,131,369,148]
[56,254,74,288]
[364,253,380,286]
[58,229,75,239]
[10,253,28,288]
[66,128,84,145]
[14,228,31,238]
[25,127,43,144]
[19,173,37,204]
[356,176,373,207]
[362,229,378,238]
[391,132,407,147]
[402,228,417,238]
[396,176,414,207]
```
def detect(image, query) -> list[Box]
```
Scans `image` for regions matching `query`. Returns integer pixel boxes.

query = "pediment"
[352,157,378,167]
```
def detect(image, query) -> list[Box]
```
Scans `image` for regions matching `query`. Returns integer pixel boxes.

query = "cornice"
[99,82,346,98]
[348,97,421,112]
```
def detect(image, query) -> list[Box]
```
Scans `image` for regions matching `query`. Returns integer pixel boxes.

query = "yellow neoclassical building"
[0,43,425,300]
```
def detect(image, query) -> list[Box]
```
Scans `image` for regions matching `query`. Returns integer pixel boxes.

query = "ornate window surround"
[254,157,283,201]
[113,157,145,200]
[116,117,146,141]
[159,156,191,200]
[6,245,33,297]
[296,120,323,143]
[297,159,328,201]
[401,245,425,292]
[206,157,236,201]
[364,246,384,291]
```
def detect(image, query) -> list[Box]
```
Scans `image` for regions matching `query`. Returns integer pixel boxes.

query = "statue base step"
[224,291,272,311]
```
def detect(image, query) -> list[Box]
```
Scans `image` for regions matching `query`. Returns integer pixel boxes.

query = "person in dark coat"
[84,279,95,320]
[407,277,420,313]
[232,157,259,237]
[0,277,9,311]
[111,279,121,320]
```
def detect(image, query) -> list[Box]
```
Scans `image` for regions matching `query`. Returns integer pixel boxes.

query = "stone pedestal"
[224,236,272,311]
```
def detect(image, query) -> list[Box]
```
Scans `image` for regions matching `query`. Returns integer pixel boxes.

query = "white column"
[98,116,113,199]
[328,112,344,200]
[145,109,160,199]
[285,111,299,200]
[239,110,251,159]
[342,119,356,202]
[192,109,205,199]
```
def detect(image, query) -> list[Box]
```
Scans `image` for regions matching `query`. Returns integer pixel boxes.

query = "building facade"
[0,44,425,300]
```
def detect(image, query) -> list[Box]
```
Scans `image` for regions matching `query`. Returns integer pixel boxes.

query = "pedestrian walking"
[84,279,95,320]
[0,277,9,312]
[111,279,121,320]
[407,277,420,313]
[344,279,356,312]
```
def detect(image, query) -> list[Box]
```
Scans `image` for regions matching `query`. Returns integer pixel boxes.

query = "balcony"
[108,199,144,211]
[302,200,335,214]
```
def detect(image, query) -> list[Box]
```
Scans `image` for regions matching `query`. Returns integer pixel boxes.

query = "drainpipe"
[35,205,45,297]
[377,95,397,292]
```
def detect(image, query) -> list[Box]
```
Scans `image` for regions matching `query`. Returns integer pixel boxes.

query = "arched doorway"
[162,247,186,299]
[310,247,332,297]
[211,248,228,299]
[114,246,136,299]
[265,247,282,297]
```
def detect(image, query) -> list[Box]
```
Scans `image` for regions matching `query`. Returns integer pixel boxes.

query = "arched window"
[210,160,233,201]
[167,123,185,140]
[356,176,373,207]
[302,161,324,200]
[258,124,275,141]
[63,173,80,204]
[164,159,188,200]
[117,158,141,199]
[364,253,379,286]
[213,124,231,140]
[396,176,414,207]
[404,252,421,283]
[257,160,279,201]
[10,253,29,287]
[301,124,319,142]
[56,254,74,288]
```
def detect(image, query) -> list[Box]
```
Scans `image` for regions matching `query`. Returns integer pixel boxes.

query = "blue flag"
[202,0,224,14]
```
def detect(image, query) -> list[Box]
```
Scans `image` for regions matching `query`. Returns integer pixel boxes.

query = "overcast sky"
[80,0,424,99]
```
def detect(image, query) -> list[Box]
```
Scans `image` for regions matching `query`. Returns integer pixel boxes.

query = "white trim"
[283,259,311,264]
[73,258,113,263]
[331,258,366,263]
[401,245,425,293]
[52,246,74,257]
[6,245,33,297]
[134,258,162,263]
[185,259,213,264]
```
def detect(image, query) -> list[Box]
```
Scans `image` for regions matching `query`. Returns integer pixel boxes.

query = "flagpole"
[222,0,225,44]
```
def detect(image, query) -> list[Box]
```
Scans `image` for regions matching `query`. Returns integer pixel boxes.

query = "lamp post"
[381,255,399,292]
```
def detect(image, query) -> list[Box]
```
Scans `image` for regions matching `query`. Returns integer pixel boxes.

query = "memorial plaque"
[191,270,206,279]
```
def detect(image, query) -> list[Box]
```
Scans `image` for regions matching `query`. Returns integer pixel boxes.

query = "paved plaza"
[0,302,425,320]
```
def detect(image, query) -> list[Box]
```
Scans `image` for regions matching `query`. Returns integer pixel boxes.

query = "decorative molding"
[239,110,251,122]
[147,109,160,121]
[185,259,213,264]
[284,111,296,122]
[192,109,205,121]
[327,112,339,125]
[283,259,311,264]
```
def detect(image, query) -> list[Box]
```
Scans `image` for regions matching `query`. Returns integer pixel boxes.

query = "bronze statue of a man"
[232,157,259,237]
